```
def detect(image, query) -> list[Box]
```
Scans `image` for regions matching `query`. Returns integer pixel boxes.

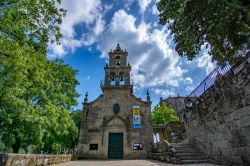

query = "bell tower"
[101,43,132,92]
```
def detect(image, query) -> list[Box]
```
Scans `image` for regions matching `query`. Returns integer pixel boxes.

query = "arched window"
[115,56,120,67]
[119,72,125,85]
[110,72,115,85]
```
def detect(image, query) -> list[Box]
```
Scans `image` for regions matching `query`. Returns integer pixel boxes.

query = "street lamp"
[185,98,193,108]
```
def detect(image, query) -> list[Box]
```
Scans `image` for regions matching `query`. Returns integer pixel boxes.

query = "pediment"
[102,115,129,127]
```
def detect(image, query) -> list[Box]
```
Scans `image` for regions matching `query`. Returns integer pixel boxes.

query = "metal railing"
[188,64,231,97]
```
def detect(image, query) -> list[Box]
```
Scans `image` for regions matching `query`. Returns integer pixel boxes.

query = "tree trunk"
[11,136,21,153]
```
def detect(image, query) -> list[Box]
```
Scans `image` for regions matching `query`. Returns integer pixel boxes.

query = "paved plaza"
[56,160,218,166]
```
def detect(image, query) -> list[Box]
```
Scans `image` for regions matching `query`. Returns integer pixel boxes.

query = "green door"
[108,133,123,159]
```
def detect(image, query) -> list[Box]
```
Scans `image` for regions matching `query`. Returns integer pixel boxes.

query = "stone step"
[169,143,214,165]
[179,155,208,160]
[174,148,198,153]
[171,143,192,148]
[173,146,196,151]
[172,144,192,147]
[180,159,210,164]
[176,152,203,157]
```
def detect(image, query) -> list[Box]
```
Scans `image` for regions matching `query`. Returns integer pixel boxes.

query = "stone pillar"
[125,72,130,85]
[78,93,89,156]
[115,75,120,85]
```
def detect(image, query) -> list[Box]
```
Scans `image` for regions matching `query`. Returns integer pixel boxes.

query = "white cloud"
[60,0,101,38]
[45,0,219,102]
[45,0,215,101]
[185,77,193,85]
[154,88,176,98]
[138,0,152,14]
[48,0,104,57]
[81,15,106,46]
[48,43,67,57]
[194,43,216,75]
[185,85,195,93]
[184,77,194,93]
[152,4,159,15]
[103,4,113,15]
[124,0,135,11]
[197,52,216,75]
[97,9,186,91]
[94,15,105,36]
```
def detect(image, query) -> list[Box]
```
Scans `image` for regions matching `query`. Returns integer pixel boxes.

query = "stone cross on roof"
[116,43,121,51]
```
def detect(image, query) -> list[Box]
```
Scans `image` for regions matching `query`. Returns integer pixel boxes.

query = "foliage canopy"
[0,0,79,153]
[0,0,66,53]
[70,109,83,148]
[152,103,179,124]
[157,0,250,65]
[70,109,83,133]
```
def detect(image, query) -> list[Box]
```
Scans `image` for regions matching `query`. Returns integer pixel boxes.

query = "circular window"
[113,104,120,114]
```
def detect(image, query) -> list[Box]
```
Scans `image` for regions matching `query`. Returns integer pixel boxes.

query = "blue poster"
[133,106,141,128]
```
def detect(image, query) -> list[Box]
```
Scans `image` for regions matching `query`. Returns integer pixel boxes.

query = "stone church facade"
[78,44,153,159]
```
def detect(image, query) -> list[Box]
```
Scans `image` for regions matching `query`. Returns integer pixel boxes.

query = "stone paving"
[56,160,219,166]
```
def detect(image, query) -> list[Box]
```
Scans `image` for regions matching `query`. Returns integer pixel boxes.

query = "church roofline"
[85,94,104,105]
[101,85,133,93]
[131,94,151,106]
[108,51,128,55]
[109,43,128,54]
[104,66,131,70]
[84,89,150,107]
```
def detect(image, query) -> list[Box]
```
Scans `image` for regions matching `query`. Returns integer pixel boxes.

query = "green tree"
[225,0,250,12]
[0,0,80,153]
[0,56,79,153]
[0,0,66,53]
[152,103,179,124]
[70,109,83,133]
[157,0,250,65]
[70,109,83,149]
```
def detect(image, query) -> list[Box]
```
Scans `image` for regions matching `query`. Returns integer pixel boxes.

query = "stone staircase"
[171,143,211,164]
[152,140,219,164]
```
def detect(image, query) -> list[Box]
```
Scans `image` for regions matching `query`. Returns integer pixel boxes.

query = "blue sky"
[48,0,215,109]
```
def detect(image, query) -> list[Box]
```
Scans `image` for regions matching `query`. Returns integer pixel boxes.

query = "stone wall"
[153,122,186,143]
[160,97,196,122]
[0,153,72,166]
[151,140,178,164]
[160,97,186,120]
[184,58,250,165]
[165,122,186,143]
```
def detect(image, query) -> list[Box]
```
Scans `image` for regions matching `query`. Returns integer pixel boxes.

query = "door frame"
[108,132,124,159]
